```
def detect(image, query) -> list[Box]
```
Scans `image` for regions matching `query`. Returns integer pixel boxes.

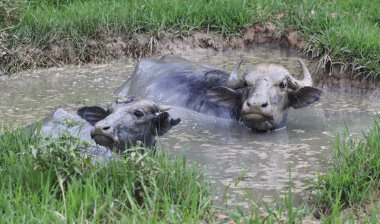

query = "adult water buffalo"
[116,56,321,132]
[40,96,180,153]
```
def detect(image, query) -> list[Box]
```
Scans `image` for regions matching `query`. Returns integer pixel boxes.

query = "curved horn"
[159,105,172,112]
[226,59,244,89]
[287,59,313,89]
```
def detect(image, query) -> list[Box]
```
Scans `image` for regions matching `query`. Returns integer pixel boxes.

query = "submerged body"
[40,107,110,157]
[116,56,321,131]
[39,97,180,153]
[116,56,236,118]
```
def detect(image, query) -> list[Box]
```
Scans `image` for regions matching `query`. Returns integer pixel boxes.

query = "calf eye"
[279,82,286,89]
[133,110,144,118]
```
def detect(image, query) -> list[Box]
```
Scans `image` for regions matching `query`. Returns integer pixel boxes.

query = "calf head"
[208,59,322,131]
[77,97,180,152]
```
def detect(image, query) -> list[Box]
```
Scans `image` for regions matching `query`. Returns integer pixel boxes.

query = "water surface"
[1,47,379,207]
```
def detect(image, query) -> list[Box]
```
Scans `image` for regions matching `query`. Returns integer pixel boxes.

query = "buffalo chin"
[242,111,288,132]
[242,116,278,132]
[244,120,274,132]
[92,135,115,148]
[92,135,148,152]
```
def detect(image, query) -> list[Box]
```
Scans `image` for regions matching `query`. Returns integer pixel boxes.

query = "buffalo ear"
[154,112,181,136]
[77,106,110,125]
[207,86,241,107]
[288,86,322,109]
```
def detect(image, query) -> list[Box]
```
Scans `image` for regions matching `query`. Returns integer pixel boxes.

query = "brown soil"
[0,22,376,91]
[0,22,299,70]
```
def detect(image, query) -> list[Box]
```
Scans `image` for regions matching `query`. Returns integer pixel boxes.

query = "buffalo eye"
[133,110,144,118]
[279,82,287,89]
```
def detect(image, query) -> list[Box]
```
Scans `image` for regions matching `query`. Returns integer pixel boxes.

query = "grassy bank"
[0,0,379,77]
[0,126,211,223]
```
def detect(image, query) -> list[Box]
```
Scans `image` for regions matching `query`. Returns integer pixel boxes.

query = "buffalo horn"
[226,59,244,89]
[159,105,172,112]
[287,59,313,89]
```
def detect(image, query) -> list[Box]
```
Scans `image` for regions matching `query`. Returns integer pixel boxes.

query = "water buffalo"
[116,56,321,132]
[40,96,180,153]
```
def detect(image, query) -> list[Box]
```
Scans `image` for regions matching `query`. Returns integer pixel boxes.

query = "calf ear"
[207,86,241,107]
[77,106,110,125]
[154,112,181,136]
[288,86,322,109]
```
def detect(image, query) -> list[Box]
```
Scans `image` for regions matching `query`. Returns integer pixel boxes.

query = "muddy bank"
[0,22,376,91]
[0,22,300,71]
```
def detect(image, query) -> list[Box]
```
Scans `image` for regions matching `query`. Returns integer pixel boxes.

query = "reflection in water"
[1,47,379,207]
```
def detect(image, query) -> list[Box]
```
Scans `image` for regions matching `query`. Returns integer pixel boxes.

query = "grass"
[0,125,212,223]
[224,170,309,223]
[1,124,309,223]
[224,116,380,222]
[308,117,380,221]
[0,0,379,77]
[2,117,380,222]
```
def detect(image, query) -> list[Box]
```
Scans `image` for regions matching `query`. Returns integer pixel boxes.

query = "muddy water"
[1,47,380,207]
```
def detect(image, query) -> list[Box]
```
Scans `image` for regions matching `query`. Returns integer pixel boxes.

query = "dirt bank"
[0,22,376,91]
[0,22,298,71]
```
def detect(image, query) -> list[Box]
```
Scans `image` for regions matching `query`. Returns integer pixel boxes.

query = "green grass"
[1,124,311,223]
[0,125,211,223]
[0,0,379,76]
[2,118,380,222]
[224,170,309,223]
[308,117,380,221]
[224,115,380,222]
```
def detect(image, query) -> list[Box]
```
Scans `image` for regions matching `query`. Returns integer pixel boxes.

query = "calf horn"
[159,105,172,112]
[226,59,244,89]
[287,59,313,89]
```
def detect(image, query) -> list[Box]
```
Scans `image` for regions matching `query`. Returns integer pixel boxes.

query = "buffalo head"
[208,59,322,131]
[77,96,180,152]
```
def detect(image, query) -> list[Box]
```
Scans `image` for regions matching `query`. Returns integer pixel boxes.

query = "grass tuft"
[309,117,380,219]
[0,125,211,223]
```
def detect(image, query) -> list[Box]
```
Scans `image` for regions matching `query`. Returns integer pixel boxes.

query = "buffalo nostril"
[102,126,111,131]
[246,102,251,107]
[261,102,268,108]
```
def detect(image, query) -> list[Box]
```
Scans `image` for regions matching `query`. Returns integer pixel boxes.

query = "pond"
[1,46,379,207]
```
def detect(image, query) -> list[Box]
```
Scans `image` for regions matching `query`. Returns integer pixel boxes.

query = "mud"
[0,22,312,72]
[308,61,376,93]
[1,22,377,90]
[2,22,300,74]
